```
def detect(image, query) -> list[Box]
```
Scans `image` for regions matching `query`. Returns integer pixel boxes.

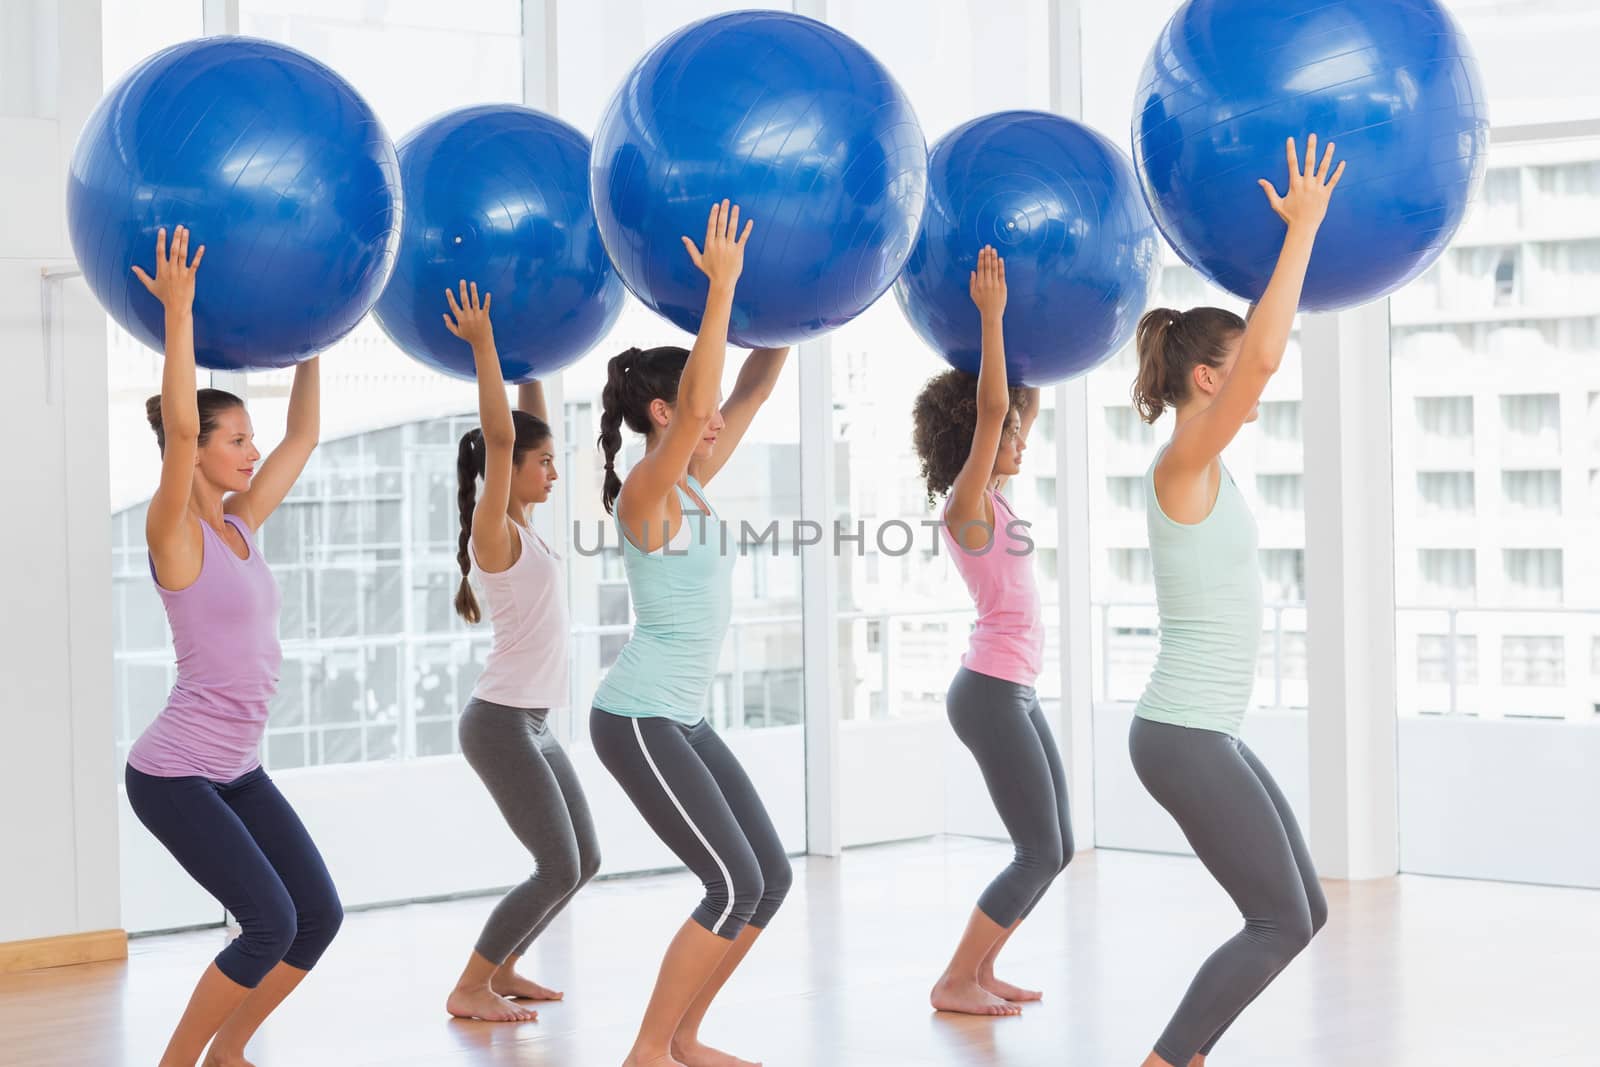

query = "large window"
[819,0,1055,848]
[1391,0,1600,888]
[1391,134,1600,721]
[1081,5,1310,715]
[555,0,808,856]
[109,1,819,930]
[1081,0,1312,853]
[103,0,205,556]
[101,0,224,936]
[108,2,522,769]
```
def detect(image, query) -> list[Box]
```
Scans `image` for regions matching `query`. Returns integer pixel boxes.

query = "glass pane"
[1393,115,1600,886]
[1082,0,1313,852]
[105,0,206,780]
[1448,0,1600,125]
[824,0,1055,848]
[1394,137,1600,724]
[555,0,790,134]
[550,0,811,855]
[111,5,522,787]
[230,1,517,770]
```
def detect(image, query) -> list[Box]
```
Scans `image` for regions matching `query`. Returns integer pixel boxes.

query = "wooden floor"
[3,838,1596,1066]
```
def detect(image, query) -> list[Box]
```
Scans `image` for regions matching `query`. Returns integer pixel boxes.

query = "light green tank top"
[593,474,735,727]
[1134,447,1262,737]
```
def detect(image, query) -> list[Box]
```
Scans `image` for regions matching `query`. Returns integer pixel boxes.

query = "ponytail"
[1131,306,1245,424]
[454,429,484,623]
[453,413,553,623]
[598,350,635,516]
[1132,309,1183,424]
[597,345,690,515]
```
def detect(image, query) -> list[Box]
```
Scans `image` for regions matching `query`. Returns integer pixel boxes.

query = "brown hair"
[453,411,554,624]
[1131,306,1245,423]
[596,345,691,515]
[144,389,245,454]
[911,369,1026,507]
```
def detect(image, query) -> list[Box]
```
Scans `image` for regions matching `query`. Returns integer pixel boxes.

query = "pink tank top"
[127,514,283,781]
[469,521,569,710]
[941,488,1044,687]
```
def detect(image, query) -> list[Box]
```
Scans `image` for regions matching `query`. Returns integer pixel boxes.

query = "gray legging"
[946,667,1074,927]
[1128,716,1328,1065]
[590,709,792,941]
[459,699,601,965]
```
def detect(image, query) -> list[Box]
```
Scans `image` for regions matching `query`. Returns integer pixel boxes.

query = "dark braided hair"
[597,345,690,515]
[911,369,1026,507]
[453,410,552,623]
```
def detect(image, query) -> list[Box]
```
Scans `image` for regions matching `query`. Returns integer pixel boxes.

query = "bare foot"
[201,1051,255,1067]
[930,976,1024,1016]
[622,1053,687,1067]
[979,974,1043,1002]
[491,970,564,1001]
[671,1037,761,1067]
[446,986,538,1022]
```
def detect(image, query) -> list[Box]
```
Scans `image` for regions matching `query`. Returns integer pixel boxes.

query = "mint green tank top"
[1134,447,1262,737]
[593,474,735,727]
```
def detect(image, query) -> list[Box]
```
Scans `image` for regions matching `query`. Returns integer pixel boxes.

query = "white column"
[1048,0,1096,846]
[201,0,240,35]
[522,0,566,550]
[0,0,119,942]
[56,0,117,940]
[788,0,841,858]
[1301,301,1400,879]
[798,340,841,856]
[205,0,243,402]
[521,0,558,113]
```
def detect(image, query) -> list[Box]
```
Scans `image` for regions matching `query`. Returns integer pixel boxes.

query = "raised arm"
[1016,385,1041,442]
[617,199,751,521]
[226,357,319,531]
[945,246,1012,550]
[1164,135,1343,475]
[689,344,789,488]
[443,281,518,573]
[137,226,205,583]
[517,379,548,425]
[992,385,1040,496]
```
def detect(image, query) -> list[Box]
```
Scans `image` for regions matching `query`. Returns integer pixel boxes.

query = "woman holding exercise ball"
[589,200,791,1067]
[1129,135,1343,1067]
[124,225,339,1067]
[913,247,1072,1018]
[440,281,601,1023]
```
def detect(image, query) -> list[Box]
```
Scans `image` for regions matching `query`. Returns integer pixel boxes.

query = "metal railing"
[114,598,1600,775]
[1091,599,1600,719]
[1393,602,1600,718]
[1091,599,1307,707]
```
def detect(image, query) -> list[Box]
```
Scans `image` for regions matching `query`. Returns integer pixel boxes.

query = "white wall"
[1398,717,1600,889]
[840,718,1026,849]
[0,0,121,943]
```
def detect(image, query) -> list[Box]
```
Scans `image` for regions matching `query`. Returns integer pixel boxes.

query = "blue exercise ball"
[1132,0,1489,312]
[894,111,1160,386]
[67,37,401,370]
[591,10,928,348]
[373,106,625,383]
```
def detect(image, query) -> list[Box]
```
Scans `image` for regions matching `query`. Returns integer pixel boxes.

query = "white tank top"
[469,520,569,710]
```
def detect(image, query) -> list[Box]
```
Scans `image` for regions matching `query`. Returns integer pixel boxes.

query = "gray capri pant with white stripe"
[589,708,792,939]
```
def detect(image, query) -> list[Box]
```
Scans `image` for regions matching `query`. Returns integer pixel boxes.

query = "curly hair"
[911,369,1026,508]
